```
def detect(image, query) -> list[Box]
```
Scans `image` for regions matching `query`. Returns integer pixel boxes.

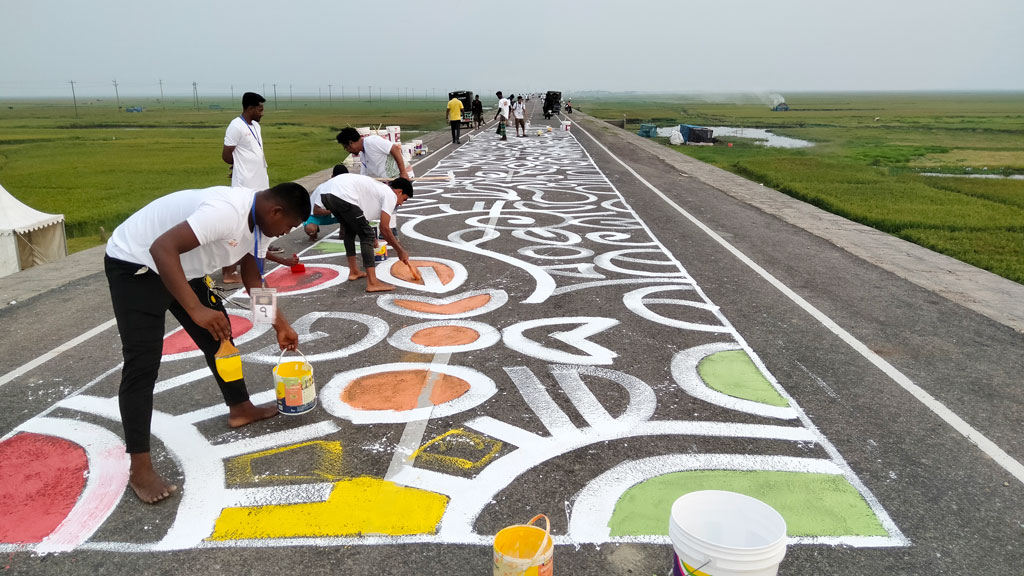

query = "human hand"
[276,324,299,350]
[192,307,232,342]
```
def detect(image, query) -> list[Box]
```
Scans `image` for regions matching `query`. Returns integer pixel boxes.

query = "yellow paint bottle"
[214,340,244,383]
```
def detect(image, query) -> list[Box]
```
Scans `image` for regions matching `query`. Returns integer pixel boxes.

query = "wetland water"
[656,126,814,148]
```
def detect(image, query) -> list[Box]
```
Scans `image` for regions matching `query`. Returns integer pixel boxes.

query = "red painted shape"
[263,265,339,293]
[0,433,89,543]
[162,314,253,355]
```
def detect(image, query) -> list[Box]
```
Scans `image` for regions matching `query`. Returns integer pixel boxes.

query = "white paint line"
[572,120,1024,485]
[0,319,116,389]
[226,482,334,508]
[385,352,452,480]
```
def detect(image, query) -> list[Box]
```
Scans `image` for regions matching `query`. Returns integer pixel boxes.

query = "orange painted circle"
[410,326,480,347]
[395,294,491,315]
[341,370,471,412]
[391,260,455,285]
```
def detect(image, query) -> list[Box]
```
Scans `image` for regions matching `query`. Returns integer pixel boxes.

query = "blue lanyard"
[251,201,265,284]
[241,115,263,150]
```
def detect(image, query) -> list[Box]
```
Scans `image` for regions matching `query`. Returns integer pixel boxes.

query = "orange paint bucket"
[493,514,553,576]
[273,348,317,415]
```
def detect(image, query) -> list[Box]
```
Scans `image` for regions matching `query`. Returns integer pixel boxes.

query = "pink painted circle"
[264,266,340,293]
[163,314,253,355]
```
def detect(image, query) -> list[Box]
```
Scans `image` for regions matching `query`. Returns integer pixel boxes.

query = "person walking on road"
[336,127,411,180]
[221,92,281,283]
[104,182,311,503]
[316,173,415,292]
[447,95,465,144]
[512,95,527,137]
[494,91,510,141]
[472,95,484,129]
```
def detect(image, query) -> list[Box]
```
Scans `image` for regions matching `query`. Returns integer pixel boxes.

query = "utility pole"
[289,84,292,103]
[192,82,199,110]
[328,84,332,104]
[158,79,164,102]
[319,87,322,103]
[369,85,372,102]
[273,84,278,109]
[69,80,78,118]
[378,87,381,101]
[231,85,234,103]
[112,79,121,111]
[341,86,344,101]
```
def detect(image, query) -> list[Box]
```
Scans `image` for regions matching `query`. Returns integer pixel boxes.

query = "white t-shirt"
[106,186,272,280]
[359,134,395,178]
[512,101,525,119]
[318,174,398,222]
[224,116,269,189]
[498,98,510,119]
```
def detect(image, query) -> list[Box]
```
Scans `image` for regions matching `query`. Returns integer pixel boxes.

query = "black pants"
[450,120,461,143]
[105,256,249,454]
[321,195,377,269]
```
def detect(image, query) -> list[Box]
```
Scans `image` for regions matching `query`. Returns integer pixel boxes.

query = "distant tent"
[0,183,67,278]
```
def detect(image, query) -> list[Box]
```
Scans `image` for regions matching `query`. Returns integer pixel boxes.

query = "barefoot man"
[315,173,413,292]
[104,182,311,503]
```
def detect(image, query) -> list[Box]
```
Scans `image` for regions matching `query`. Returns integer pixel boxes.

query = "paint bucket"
[493,514,553,576]
[668,491,787,576]
[356,127,371,137]
[386,125,401,142]
[273,348,317,415]
[560,121,571,131]
[374,242,388,262]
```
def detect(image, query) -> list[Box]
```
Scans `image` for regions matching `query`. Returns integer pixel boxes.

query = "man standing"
[472,95,484,129]
[104,182,311,503]
[221,92,279,283]
[512,95,527,137]
[336,127,410,180]
[447,95,464,145]
[316,174,414,292]
[494,91,510,141]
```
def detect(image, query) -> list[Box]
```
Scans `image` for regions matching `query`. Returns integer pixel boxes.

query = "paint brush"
[214,339,244,383]
[405,261,423,283]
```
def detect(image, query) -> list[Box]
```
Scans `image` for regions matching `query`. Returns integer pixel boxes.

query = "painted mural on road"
[0,125,906,552]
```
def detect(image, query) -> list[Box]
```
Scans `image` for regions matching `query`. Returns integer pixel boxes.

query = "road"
[1,101,1022,575]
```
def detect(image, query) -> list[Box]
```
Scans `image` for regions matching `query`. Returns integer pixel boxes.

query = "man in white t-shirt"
[104,182,311,504]
[512,95,527,137]
[317,174,414,292]
[336,127,410,180]
[221,92,275,282]
[494,91,510,141]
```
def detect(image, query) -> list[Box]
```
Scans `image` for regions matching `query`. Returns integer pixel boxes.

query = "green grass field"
[0,97,450,252]
[577,93,1024,284]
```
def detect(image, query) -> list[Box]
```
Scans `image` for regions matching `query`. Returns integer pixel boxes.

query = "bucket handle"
[276,347,310,369]
[525,514,551,564]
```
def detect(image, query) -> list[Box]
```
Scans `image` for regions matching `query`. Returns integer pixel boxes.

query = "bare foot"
[228,400,278,428]
[129,453,178,504]
[366,281,395,293]
[222,272,243,284]
[348,271,367,281]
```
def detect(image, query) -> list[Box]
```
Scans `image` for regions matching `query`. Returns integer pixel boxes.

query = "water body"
[920,172,1024,180]
[656,126,814,148]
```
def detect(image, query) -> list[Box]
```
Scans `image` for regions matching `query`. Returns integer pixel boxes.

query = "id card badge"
[250,287,278,326]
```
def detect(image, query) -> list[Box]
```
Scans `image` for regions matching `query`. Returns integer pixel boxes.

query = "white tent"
[0,183,67,278]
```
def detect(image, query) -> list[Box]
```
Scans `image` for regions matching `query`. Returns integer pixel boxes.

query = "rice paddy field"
[577,92,1024,284]
[0,98,449,253]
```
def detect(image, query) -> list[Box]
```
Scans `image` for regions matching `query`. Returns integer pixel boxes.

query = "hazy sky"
[1,0,1021,99]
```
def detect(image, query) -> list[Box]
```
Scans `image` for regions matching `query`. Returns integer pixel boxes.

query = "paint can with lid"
[274,348,316,415]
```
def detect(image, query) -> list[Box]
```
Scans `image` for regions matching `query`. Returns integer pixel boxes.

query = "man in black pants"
[104,182,310,504]
[316,173,414,292]
[446,94,464,144]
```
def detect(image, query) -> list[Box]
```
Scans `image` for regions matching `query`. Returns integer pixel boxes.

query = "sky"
[1,0,1022,100]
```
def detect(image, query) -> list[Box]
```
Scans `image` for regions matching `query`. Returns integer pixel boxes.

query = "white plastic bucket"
[356,126,371,137]
[561,121,572,131]
[668,491,787,576]
[386,125,401,143]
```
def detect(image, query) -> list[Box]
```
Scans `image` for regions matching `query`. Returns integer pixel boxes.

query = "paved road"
[0,102,1021,575]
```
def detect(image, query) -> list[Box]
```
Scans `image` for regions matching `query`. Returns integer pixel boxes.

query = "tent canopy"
[0,183,67,278]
